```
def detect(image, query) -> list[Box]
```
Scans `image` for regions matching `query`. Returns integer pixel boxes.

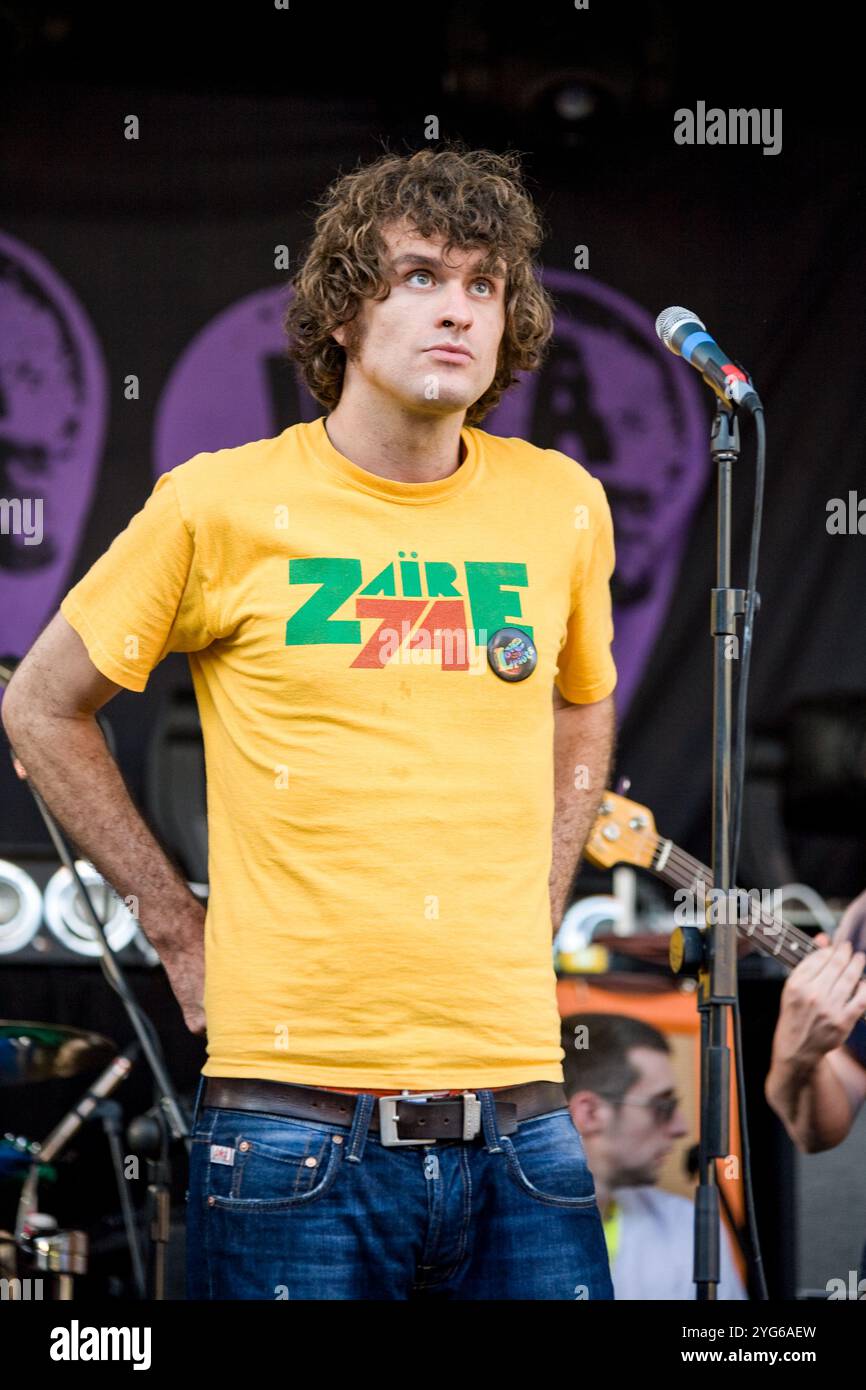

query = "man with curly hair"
[3,144,618,1300]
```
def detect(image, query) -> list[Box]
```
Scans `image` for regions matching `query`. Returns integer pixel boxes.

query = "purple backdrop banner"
[3,240,707,719]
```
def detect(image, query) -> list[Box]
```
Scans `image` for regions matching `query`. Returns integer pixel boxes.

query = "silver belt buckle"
[378,1090,482,1146]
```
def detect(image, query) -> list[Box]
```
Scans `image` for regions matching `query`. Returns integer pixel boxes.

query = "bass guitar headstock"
[584,791,659,871]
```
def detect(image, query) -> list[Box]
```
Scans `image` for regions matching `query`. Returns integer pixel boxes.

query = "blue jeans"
[185,1077,614,1300]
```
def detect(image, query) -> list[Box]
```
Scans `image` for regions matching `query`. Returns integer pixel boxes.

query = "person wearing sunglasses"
[562,1011,747,1300]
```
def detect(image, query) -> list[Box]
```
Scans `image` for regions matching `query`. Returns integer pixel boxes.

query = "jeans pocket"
[500,1109,599,1208]
[204,1109,346,1211]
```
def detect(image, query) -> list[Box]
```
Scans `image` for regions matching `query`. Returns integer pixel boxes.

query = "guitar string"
[656,838,866,1021]
[634,833,819,970]
[596,818,865,1022]
[656,840,817,965]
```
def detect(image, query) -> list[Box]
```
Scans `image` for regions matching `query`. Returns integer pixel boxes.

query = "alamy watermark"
[674,880,783,930]
[0,497,43,546]
[826,1270,866,1300]
[1,1276,44,1299]
[372,623,491,670]
[826,491,866,534]
[674,102,782,157]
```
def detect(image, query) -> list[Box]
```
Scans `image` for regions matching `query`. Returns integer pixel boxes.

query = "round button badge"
[487,626,538,682]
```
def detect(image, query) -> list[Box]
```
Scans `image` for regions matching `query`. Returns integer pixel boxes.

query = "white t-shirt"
[608,1187,748,1300]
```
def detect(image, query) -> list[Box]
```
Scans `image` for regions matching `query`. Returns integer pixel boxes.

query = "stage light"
[42,862,139,957]
[553,81,599,123]
[0,859,42,955]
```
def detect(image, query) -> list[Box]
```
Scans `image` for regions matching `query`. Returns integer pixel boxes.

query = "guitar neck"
[651,838,817,973]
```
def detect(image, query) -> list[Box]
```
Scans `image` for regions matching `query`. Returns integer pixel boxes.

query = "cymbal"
[0,1022,116,1086]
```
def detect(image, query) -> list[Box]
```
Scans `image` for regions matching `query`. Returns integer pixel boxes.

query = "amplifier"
[0,853,207,965]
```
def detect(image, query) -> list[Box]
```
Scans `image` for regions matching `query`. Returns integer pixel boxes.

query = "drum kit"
[0,1020,136,1300]
[0,670,194,1300]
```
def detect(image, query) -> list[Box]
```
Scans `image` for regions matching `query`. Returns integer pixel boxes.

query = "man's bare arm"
[764,926,866,1152]
[765,1046,866,1154]
[1,611,206,1034]
[549,687,616,934]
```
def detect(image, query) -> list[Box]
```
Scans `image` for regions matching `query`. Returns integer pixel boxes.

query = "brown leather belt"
[202,1077,567,1146]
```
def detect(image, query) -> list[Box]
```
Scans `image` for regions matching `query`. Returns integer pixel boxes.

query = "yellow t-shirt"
[60,416,617,1088]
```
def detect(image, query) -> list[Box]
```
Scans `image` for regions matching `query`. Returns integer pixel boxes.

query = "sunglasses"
[600,1093,682,1125]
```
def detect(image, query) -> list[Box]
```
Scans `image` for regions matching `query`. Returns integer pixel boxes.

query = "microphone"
[655,307,762,414]
[15,1042,139,1240]
[36,1043,139,1163]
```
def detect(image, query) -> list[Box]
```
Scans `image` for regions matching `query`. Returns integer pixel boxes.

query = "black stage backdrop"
[2,3,866,895]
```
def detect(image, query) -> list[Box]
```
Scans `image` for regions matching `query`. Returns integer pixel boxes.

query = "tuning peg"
[615,776,632,795]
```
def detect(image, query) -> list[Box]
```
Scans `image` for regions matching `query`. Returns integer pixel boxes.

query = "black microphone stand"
[693,404,745,1300]
[670,394,769,1299]
[659,314,766,1301]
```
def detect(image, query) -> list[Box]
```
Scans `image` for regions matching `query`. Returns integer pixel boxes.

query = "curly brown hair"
[284,143,555,426]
